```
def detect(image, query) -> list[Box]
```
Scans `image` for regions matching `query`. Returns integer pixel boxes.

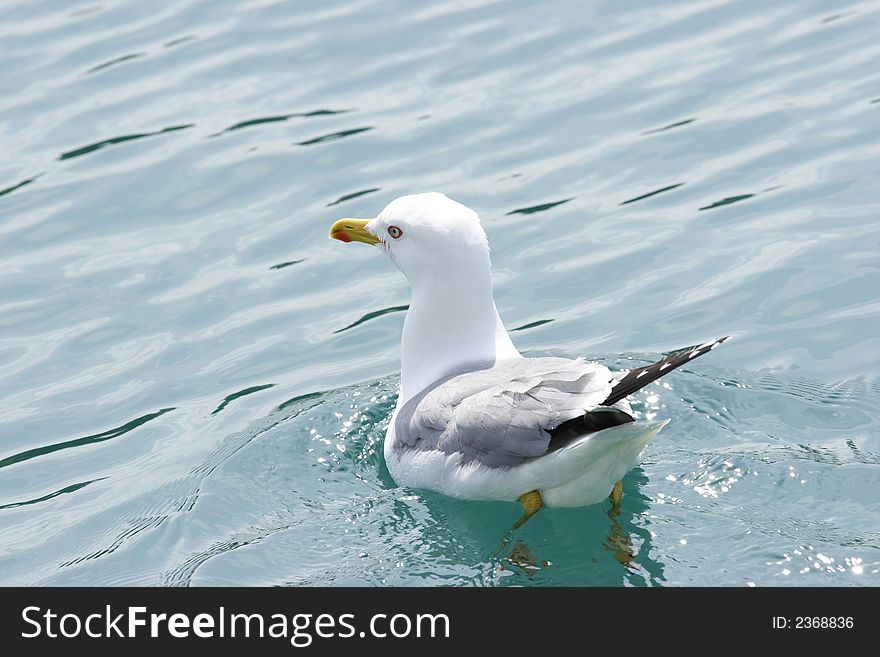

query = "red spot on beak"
[332,231,351,243]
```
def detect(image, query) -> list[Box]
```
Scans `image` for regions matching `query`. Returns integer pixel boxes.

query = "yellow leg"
[491,491,544,560]
[511,490,543,530]
[609,480,623,509]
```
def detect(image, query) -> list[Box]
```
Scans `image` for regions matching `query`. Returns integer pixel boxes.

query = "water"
[1,0,879,587]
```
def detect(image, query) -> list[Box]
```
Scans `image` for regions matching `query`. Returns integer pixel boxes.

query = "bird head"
[329,192,490,286]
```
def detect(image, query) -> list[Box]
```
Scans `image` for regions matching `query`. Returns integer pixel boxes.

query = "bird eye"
[387,225,403,239]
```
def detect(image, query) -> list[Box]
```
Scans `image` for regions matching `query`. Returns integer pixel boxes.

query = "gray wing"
[394,357,614,467]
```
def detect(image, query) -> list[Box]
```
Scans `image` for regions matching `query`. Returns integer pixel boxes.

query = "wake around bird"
[330,193,727,528]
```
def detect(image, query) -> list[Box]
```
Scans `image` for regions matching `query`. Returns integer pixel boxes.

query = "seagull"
[330,193,727,529]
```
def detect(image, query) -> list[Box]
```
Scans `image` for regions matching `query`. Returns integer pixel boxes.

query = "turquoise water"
[1,0,879,586]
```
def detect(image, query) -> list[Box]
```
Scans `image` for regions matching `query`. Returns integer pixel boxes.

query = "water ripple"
[269,258,306,270]
[85,52,146,75]
[506,198,574,215]
[212,384,276,415]
[0,478,107,511]
[699,193,756,211]
[0,408,175,470]
[296,126,373,146]
[327,188,380,206]
[58,124,193,161]
[0,174,42,199]
[214,108,351,136]
[511,319,555,332]
[333,305,409,334]
[620,183,685,205]
[641,118,697,135]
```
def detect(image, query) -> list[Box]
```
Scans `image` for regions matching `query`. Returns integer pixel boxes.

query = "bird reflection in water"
[496,505,638,575]
[495,469,664,582]
[498,542,551,578]
[604,506,638,570]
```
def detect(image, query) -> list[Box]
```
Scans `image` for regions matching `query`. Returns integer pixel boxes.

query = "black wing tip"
[667,335,730,355]
[601,335,730,406]
[697,334,730,353]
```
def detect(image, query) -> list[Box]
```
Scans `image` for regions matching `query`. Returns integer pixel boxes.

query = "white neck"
[399,256,520,403]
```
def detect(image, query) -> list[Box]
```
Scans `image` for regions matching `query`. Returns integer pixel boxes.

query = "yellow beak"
[329,218,380,245]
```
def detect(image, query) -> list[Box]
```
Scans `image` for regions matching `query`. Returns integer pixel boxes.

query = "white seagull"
[330,193,727,528]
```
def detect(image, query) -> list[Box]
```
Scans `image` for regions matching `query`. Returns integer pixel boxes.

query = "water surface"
[1,0,879,586]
